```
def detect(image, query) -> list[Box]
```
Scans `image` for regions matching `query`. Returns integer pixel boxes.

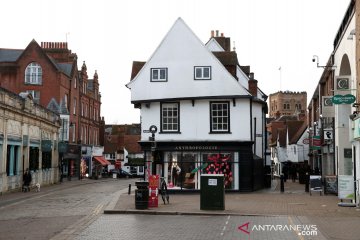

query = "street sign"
[302,138,309,144]
[143,130,151,133]
[323,129,333,140]
[149,125,158,134]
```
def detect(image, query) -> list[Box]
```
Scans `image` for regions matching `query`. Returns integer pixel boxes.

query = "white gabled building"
[126,18,268,191]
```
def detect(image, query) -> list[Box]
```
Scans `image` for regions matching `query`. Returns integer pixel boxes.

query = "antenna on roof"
[66,32,70,43]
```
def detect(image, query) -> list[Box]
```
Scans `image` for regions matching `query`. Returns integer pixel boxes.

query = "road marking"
[288,216,304,240]
[220,215,230,237]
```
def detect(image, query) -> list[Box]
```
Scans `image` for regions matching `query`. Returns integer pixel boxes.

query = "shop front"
[140,141,264,192]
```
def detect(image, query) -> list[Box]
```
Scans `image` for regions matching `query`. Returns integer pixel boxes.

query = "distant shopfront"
[139,141,264,192]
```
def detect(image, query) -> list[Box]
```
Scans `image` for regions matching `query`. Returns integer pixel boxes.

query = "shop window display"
[202,153,234,189]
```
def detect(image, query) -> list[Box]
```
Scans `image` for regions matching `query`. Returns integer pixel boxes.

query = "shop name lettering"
[174,146,218,151]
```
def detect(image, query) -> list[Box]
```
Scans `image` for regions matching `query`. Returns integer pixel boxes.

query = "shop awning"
[93,156,111,166]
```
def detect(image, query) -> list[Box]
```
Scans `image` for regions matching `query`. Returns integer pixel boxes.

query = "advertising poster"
[148,175,159,207]
[338,175,354,200]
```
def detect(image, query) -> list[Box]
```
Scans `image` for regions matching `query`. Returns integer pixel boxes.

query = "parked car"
[109,169,133,178]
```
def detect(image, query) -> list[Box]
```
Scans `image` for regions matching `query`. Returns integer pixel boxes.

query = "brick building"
[103,124,143,176]
[0,40,102,179]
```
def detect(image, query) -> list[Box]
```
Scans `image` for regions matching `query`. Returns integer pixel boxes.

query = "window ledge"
[159,131,182,134]
[209,132,232,134]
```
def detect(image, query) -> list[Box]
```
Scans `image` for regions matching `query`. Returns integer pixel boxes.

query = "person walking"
[23,168,32,192]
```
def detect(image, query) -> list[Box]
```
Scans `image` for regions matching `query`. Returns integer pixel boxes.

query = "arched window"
[25,62,42,84]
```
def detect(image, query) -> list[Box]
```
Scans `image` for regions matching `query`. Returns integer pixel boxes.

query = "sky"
[0,0,351,124]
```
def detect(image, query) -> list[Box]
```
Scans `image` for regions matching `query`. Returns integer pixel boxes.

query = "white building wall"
[333,15,356,176]
[141,98,254,142]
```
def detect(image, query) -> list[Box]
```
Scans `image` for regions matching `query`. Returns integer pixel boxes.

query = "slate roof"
[0,46,74,78]
[0,49,23,62]
[57,63,73,77]
[212,51,239,66]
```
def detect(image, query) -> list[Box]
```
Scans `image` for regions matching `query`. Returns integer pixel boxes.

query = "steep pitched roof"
[130,61,146,80]
[289,121,307,144]
[126,17,250,102]
[0,40,74,78]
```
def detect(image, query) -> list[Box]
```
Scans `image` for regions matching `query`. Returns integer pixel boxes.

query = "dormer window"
[194,66,211,80]
[151,68,167,82]
[25,62,42,84]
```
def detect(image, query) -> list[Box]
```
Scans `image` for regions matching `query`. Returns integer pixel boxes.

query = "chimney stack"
[216,30,219,37]
[248,72,258,97]
[211,30,215,38]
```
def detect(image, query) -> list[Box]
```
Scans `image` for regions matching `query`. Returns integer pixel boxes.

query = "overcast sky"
[1,0,350,124]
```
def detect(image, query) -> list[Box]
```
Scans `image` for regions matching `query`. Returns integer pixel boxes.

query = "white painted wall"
[333,15,356,176]
[141,98,257,142]
[127,18,249,102]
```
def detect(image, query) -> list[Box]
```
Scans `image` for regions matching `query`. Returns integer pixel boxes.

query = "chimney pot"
[211,30,214,37]
[249,72,254,79]
[216,30,219,37]
[221,33,224,37]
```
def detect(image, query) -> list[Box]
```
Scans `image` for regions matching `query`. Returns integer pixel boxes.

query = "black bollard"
[128,184,131,195]
[280,174,284,193]
[305,173,309,192]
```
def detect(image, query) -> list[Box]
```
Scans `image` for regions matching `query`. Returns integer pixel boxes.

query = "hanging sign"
[332,94,356,104]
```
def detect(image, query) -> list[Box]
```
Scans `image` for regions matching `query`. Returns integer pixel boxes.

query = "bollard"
[305,173,309,192]
[280,174,284,193]
[128,184,131,195]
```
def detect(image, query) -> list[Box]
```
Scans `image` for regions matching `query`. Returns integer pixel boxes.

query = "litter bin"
[200,174,225,210]
[135,181,149,210]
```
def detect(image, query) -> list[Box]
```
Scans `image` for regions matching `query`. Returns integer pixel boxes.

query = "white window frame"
[161,102,180,132]
[194,66,211,80]
[210,101,230,133]
[25,62,42,84]
[151,68,167,82]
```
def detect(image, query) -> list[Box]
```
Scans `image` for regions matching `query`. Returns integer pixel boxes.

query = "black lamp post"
[143,125,157,180]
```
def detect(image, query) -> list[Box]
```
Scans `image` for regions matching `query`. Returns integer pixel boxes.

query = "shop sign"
[344,148,352,158]
[311,136,321,150]
[58,142,68,153]
[174,145,218,151]
[332,94,356,104]
[41,140,52,152]
[338,175,354,200]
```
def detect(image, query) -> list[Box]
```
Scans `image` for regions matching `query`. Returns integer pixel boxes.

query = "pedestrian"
[23,168,32,192]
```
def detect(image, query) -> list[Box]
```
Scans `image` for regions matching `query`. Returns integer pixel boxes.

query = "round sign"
[303,138,309,144]
[149,125,158,134]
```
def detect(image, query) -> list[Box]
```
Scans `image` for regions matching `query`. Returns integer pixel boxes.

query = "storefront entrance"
[141,141,263,192]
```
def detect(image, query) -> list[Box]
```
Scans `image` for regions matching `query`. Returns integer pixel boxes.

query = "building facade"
[127,18,268,191]
[103,124,143,176]
[269,91,307,118]
[0,40,102,180]
[0,87,60,192]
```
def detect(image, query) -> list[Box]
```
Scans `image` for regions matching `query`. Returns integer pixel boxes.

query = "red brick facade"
[0,40,102,146]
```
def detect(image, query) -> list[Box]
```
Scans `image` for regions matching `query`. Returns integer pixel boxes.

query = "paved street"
[75,214,327,240]
[0,177,136,240]
[1,178,360,240]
